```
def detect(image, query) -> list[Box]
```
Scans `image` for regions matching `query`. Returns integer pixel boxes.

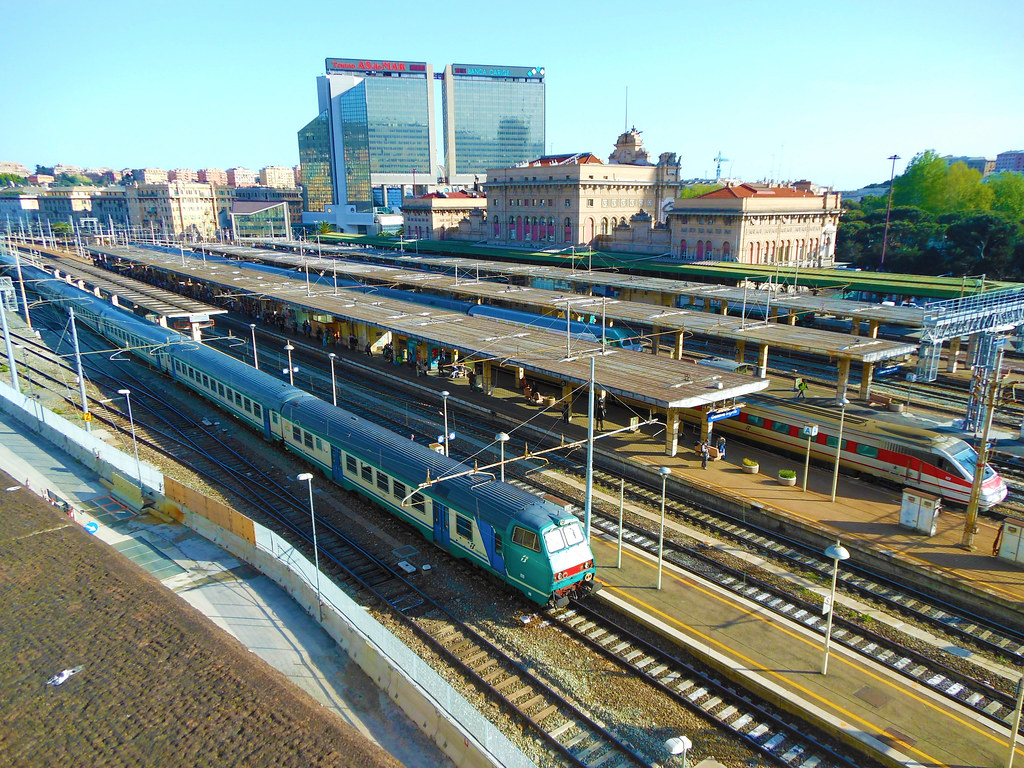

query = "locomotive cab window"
[512,526,540,552]
[292,425,301,442]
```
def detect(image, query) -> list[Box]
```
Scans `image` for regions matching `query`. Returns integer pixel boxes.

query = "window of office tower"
[450,76,544,175]
[364,76,431,175]
[339,85,372,211]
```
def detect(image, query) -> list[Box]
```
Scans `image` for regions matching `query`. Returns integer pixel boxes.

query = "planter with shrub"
[778,469,797,486]
[741,458,759,474]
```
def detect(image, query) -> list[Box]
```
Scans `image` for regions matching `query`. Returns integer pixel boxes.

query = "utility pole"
[879,154,901,268]
[962,347,1003,550]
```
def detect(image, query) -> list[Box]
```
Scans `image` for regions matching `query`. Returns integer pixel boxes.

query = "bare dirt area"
[0,474,401,768]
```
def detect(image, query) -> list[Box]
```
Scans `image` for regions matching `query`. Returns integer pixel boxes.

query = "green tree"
[987,172,1024,222]
[316,222,335,235]
[892,151,948,212]
[677,184,724,199]
[51,222,73,237]
[0,173,26,187]
[941,162,992,212]
[940,212,1019,276]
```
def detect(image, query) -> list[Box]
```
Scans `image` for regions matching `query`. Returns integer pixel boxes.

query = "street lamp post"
[495,432,510,482]
[0,300,20,390]
[830,400,848,503]
[117,389,143,491]
[284,343,295,386]
[657,466,672,590]
[249,324,259,370]
[297,472,322,621]
[802,424,818,492]
[440,390,450,457]
[821,538,850,675]
[879,154,901,268]
[328,353,338,406]
[665,735,692,768]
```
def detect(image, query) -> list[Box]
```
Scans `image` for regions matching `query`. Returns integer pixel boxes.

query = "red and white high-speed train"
[710,396,1007,508]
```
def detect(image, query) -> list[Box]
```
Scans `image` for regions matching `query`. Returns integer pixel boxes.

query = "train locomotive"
[18,265,598,607]
[714,396,1007,507]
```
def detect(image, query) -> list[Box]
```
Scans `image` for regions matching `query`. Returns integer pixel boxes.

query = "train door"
[331,445,343,484]
[479,523,505,574]
[262,408,272,440]
[433,502,450,546]
[906,456,921,485]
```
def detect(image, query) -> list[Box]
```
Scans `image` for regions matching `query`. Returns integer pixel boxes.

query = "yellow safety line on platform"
[595,538,1022,767]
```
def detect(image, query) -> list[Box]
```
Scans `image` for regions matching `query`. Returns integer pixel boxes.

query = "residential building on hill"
[126,181,218,239]
[995,150,1024,173]
[226,167,258,188]
[169,168,199,182]
[133,168,168,184]
[259,166,295,188]
[198,168,228,185]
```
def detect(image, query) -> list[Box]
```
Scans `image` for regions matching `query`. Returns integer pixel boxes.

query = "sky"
[1,0,1021,191]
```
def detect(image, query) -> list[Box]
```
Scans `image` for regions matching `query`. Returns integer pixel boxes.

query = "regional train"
[709,396,1007,508]
[15,263,598,606]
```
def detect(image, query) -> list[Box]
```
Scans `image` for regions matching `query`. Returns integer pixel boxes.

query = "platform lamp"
[328,353,338,406]
[656,466,672,590]
[821,538,850,675]
[249,323,259,370]
[440,390,450,457]
[117,388,143,491]
[284,343,296,386]
[297,472,322,621]
[495,432,510,482]
[664,735,692,768]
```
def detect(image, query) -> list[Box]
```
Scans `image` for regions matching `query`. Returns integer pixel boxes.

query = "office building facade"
[442,64,545,186]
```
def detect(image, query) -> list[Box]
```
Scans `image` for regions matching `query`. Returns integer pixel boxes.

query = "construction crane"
[713,151,730,181]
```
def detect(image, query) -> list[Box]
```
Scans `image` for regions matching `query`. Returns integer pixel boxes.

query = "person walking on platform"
[364,341,372,357]
[716,436,726,460]
[596,397,606,430]
[795,379,808,399]
[561,401,571,424]
[700,441,710,470]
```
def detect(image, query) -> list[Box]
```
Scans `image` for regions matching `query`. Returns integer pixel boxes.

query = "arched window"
[704,240,713,259]
[680,239,687,258]
[564,217,572,243]
[601,218,608,236]
[548,217,555,241]
[493,219,501,238]
[583,218,594,243]
[722,241,731,259]
[749,242,755,262]
[515,216,523,241]
[696,241,704,259]
[531,217,539,241]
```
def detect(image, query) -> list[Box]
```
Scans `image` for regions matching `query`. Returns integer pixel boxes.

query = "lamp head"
[117,388,130,395]
[297,472,313,481]
[825,539,851,561]
[496,432,510,443]
[658,466,672,477]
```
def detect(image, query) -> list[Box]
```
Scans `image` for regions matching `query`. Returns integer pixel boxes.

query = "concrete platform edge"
[597,590,924,768]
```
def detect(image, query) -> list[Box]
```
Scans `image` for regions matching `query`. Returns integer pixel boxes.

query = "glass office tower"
[317,58,436,213]
[443,64,545,183]
[296,111,334,213]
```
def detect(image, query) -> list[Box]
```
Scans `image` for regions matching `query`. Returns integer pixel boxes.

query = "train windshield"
[949,444,996,481]
[543,522,585,553]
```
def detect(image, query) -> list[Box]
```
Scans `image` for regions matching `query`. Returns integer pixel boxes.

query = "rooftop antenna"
[713,151,730,181]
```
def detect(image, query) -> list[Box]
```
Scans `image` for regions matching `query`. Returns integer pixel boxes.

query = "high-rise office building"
[443,64,545,185]
[306,57,436,232]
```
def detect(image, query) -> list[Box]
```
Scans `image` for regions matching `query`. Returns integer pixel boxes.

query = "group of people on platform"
[697,436,727,469]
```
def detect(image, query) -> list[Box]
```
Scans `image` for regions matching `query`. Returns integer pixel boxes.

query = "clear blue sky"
[2,0,1020,190]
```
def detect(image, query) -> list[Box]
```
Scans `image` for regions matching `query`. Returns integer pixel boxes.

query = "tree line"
[836,150,1024,280]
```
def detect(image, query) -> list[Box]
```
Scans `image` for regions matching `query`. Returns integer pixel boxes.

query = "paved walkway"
[0,409,452,768]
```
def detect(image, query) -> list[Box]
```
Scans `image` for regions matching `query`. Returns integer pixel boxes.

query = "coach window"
[855,444,878,458]
[235,392,242,406]
[303,432,313,448]
[771,422,791,435]
[393,480,406,500]
[345,455,357,474]
[271,412,279,425]
[361,463,373,482]
[411,493,426,513]
[218,383,225,397]
[292,425,301,442]
[253,404,262,419]
[244,398,252,413]
[202,374,209,388]
[825,435,845,449]
[455,515,472,540]
[315,437,323,451]
[376,473,389,493]
[745,414,765,428]
[512,526,540,552]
